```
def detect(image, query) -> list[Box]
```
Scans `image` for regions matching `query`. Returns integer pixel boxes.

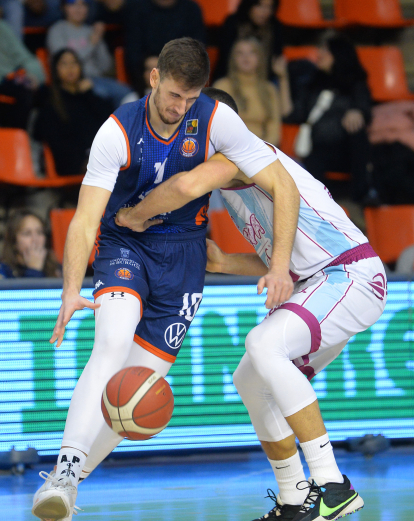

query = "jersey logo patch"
[165,323,187,349]
[185,119,198,135]
[115,268,134,280]
[180,137,199,157]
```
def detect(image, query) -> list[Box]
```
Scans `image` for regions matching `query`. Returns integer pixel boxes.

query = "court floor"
[2,445,413,521]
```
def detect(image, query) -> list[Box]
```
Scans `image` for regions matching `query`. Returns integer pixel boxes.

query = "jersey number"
[179,293,203,322]
[154,157,168,184]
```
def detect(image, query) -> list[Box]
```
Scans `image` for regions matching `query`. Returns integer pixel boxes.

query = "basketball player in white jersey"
[115,89,387,521]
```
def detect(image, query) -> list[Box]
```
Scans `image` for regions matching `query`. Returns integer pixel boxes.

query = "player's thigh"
[134,236,206,363]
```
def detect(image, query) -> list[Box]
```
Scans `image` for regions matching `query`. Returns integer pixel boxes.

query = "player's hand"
[50,291,100,347]
[342,109,364,133]
[115,207,163,232]
[257,268,294,309]
[206,239,225,272]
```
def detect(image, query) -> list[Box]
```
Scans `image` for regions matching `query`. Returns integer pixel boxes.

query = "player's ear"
[150,68,160,90]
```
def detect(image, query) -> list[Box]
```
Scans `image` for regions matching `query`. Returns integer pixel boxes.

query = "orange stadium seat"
[0,128,84,187]
[35,48,51,85]
[209,208,256,254]
[277,0,332,28]
[50,208,95,266]
[283,46,319,63]
[115,47,129,84]
[194,0,236,26]
[364,205,414,264]
[279,123,300,158]
[335,0,414,27]
[357,46,414,102]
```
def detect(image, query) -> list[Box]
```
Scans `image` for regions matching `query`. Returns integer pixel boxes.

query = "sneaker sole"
[32,495,70,520]
[315,495,364,521]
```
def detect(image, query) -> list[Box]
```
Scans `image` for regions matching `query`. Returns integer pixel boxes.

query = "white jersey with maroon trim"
[220,146,368,281]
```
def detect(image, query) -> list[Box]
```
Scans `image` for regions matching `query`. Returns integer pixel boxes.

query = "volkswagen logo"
[165,323,187,349]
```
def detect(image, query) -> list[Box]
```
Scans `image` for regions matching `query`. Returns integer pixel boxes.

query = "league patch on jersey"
[185,119,198,135]
[115,267,134,280]
[180,137,199,158]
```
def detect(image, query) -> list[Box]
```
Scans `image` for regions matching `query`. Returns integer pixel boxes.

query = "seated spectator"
[94,0,125,26]
[123,0,206,94]
[120,54,158,104]
[0,0,24,39]
[286,35,372,204]
[214,0,283,82]
[368,101,414,204]
[24,0,62,30]
[33,48,112,176]
[47,0,131,107]
[0,209,61,278]
[214,38,291,146]
[0,18,45,128]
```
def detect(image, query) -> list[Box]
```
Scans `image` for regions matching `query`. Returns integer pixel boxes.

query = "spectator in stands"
[33,48,112,176]
[214,37,291,145]
[0,209,61,278]
[47,0,131,107]
[0,18,45,128]
[123,0,206,94]
[214,0,283,82]
[287,35,372,204]
[0,0,24,39]
[24,0,62,31]
[94,0,124,26]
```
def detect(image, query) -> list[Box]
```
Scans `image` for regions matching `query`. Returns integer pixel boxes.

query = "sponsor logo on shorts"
[180,137,199,157]
[110,258,140,270]
[120,248,130,258]
[95,280,104,289]
[115,268,134,280]
[109,291,126,299]
[368,273,387,301]
[164,322,187,349]
[185,119,198,135]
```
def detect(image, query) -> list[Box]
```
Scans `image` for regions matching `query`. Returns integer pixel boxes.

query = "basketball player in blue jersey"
[32,40,297,521]
[114,89,387,521]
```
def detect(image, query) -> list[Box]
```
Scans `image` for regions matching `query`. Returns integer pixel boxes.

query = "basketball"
[101,366,174,441]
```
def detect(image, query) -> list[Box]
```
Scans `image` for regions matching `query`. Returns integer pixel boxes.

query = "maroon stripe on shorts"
[279,302,321,354]
[324,243,378,269]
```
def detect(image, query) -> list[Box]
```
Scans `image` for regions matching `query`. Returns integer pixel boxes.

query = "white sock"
[268,451,308,505]
[300,433,343,485]
[55,448,87,487]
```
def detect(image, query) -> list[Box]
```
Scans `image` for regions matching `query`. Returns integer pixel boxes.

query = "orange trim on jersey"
[94,286,143,318]
[145,96,180,145]
[204,100,219,162]
[110,114,131,170]
[134,334,177,363]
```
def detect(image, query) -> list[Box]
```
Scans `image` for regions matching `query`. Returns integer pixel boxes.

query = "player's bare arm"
[50,185,111,347]
[115,153,238,231]
[206,239,268,276]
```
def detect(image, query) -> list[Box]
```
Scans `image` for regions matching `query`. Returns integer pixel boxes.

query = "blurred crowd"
[1,0,414,277]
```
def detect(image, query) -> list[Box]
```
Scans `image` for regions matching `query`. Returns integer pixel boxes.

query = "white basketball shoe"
[32,471,78,520]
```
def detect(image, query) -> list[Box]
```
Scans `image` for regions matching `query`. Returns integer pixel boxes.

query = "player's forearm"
[62,219,96,295]
[269,165,299,273]
[213,252,268,276]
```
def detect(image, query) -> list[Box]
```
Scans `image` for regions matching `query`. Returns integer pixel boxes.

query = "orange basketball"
[101,366,174,440]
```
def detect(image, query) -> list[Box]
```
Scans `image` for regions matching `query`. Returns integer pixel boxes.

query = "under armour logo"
[110,291,125,298]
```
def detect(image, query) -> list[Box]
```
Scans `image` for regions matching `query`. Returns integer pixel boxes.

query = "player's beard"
[153,88,183,125]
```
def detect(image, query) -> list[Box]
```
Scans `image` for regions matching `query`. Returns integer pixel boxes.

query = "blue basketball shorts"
[92,230,207,363]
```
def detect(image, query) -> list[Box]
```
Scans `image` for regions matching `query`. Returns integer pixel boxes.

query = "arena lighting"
[0,283,413,456]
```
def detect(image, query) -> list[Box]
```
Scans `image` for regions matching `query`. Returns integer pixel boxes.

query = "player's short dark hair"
[201,87,239,114]
[157,38,210,89]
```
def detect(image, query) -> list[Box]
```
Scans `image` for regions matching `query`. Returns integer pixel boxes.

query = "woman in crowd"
[47,0,131,107]
[287,35,373,203]
[0,210,61,278]
[214,37,291,146]
[214,0,283,81]
[33,48,112,177]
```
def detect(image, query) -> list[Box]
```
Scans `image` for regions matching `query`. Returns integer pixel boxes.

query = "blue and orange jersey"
[96,93,217,250]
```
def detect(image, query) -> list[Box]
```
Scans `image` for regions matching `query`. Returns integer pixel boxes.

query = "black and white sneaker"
[292,475,364,521]
[252,489,302,520]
